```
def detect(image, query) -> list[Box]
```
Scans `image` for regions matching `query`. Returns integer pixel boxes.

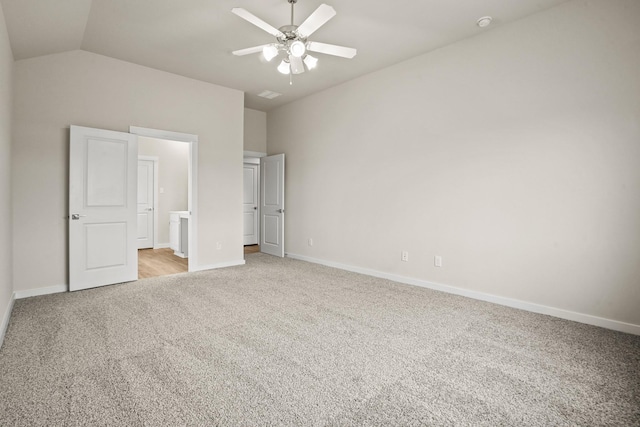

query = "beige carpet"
[1,253,638,426]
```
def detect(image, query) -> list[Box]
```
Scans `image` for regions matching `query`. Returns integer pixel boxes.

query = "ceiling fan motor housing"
[276,25,308,57]
[277,25,303,42]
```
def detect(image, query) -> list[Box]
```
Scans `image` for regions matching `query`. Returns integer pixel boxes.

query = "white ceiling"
[1,0,571,111]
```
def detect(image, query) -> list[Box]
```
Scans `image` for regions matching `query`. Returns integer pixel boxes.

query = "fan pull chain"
[289,73,293,85]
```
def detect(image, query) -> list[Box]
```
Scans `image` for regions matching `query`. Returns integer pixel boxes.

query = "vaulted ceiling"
[1,0,570,111]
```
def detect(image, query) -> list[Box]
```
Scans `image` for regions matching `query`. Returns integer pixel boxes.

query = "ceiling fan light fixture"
[277,59,291,74]
[263,44,279,61]
[290,40,306,57]
[232,0,356,83]
[303,54,318,70]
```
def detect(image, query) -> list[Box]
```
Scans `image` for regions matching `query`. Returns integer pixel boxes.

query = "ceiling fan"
[231,0,357,80]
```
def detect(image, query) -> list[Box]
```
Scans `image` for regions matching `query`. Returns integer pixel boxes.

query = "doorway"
[137,156,157,250]
[244,159,259,247]
[130,126,198,279]
[136,138,189,279]
[242,152,286,259]
[69,125,199,291]
[244,153,264,255]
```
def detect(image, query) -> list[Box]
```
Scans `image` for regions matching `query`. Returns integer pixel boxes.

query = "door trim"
[138,155,159,249]
[130,126,198,271]
[243,150,267,158]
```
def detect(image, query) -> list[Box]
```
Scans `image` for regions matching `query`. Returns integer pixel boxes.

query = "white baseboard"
[153,243,170,249]
[14,284,67,299]
[190,259,246,272]
[286,253,640,336]
[0,292,16,350]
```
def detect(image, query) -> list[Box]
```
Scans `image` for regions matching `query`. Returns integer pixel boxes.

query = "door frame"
[130,126,199,271]
[138,155,159,249]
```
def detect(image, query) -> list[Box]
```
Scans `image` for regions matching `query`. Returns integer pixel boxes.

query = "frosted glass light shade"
[277,60,291,74]
[263,45,278,61]
[290,40,306,58]
[303,54,318,70]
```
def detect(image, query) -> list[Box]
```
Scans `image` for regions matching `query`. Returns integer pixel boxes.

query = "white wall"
[0,3,14,343]
[268,0,640,328]
[244,108,267,153]
[12,50,244,292]
[138,136,189,245]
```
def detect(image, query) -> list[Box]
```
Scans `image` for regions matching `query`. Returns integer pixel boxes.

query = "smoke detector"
[476,16,493,28]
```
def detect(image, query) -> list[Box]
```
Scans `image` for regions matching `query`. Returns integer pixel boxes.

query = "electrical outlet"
[308,238,313,246]
[216,242,222,250]
[434,255,442,267]
[401,251,409,262]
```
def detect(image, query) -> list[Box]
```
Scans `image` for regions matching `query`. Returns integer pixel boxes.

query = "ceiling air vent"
[257,90,282,99]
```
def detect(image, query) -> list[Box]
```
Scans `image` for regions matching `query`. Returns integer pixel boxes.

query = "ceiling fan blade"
[307,41,357,59]
[290,55,305,74]
[231,8,284,38]
[296,4,336,38]
[232,44,271,56]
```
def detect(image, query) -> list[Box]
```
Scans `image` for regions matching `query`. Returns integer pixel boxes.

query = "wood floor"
[244,244,260,254]
[138,245,261,279]
[138,248,188,279]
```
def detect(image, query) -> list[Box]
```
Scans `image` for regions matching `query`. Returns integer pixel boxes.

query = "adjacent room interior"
[137,136,190,279]
[0,0,638,424]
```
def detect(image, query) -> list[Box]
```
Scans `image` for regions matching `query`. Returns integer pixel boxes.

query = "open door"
[260,154,285,257]
[243,163,259,245]
[69,125,138,291]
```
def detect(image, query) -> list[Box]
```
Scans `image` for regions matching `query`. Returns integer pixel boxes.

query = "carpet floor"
[1,253,639,426]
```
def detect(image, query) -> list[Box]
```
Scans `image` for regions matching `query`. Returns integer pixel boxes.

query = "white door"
[137,159,154,249]
[243,163,259,245]
[69,125,138,291]
[260,154,285,257]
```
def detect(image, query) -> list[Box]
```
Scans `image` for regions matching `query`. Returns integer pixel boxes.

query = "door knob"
[147,208,153,211]
[253,206,257,210]
[277,208,284,213]
[71,214,87,220]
